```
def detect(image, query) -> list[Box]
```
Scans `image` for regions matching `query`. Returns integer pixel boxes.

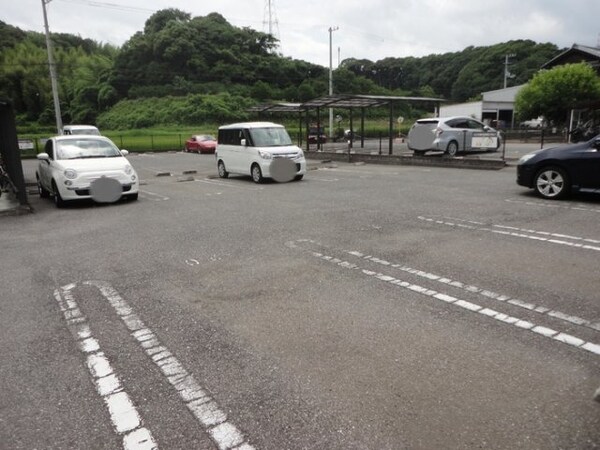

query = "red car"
[308,126,327,144]
[184,135,217,154]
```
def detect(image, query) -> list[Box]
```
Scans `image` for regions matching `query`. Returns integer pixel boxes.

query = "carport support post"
[305,110,310,153]
[298,112,303,147]
[349,108,353,150]
[316,107,322,151]
[388,101,394,155]
[360,108,365,148]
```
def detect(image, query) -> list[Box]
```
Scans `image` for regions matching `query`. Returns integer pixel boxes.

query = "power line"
[57,0,155,13]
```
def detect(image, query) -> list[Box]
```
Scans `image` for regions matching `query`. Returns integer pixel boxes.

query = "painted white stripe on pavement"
[54,288,158,449]
[290,246,600,358]
[342,248,600,335]
[418,216,600,252]
[82,281,255,450]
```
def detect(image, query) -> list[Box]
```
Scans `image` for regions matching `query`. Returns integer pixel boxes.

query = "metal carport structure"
[248,94,445,154]
[301,94,444,154]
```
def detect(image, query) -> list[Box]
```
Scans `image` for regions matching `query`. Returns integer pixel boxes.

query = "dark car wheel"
[534,166,569,199]
[294,174,304,181]
[52,181,67,208]
[217,160,229,178]
[37,175,50,198]
[251,164,263,183]
[445,141,459,157]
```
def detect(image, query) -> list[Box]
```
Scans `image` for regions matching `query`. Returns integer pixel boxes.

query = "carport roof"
[247,94,446,113]
[247,102,303,113]
[301,94,445,109]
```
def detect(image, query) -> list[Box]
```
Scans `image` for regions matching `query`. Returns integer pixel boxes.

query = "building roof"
[542,43,600,70]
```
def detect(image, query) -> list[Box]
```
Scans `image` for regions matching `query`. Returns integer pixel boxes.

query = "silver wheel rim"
[252,166,261,182]
[448,142,457,156]
[218,162,225,177]
[537,170,564,198]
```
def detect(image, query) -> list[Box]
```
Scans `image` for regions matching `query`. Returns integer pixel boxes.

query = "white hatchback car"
[36,135,139,207]
[407,116,501,157]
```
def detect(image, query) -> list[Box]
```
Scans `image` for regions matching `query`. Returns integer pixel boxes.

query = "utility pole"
[42,0,62,134]
[503,53,516,89]
[328,26,339,139]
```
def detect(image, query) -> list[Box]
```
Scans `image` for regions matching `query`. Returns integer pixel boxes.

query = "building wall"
[439,101,483,119]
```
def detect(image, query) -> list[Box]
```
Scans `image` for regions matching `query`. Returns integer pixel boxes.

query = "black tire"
[445,141,459,157]
[217,160,229,178]
[251,164,263,183]
[52,181,67,208]
[127,193,139,201]
[534,166,569,199]
[37,175,50,198]
[294,174,304,181]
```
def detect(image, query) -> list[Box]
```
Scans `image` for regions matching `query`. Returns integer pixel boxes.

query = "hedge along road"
[3,153,599,449]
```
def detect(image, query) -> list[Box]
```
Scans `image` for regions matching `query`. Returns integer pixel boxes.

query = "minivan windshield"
[249,127,292,147]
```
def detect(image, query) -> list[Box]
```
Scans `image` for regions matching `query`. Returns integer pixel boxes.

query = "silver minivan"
[407,116,501,157]
[215,122,306,183]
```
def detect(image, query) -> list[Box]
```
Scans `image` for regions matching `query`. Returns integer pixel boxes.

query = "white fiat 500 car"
[36,135,139,207]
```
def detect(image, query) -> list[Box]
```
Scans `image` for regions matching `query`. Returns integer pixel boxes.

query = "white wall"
[439,101,482,119]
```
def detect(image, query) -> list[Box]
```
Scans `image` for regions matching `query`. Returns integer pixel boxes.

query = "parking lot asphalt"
[0,140,545,216]
[2,148,600,449]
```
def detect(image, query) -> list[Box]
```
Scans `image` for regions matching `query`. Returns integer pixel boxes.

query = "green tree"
[515,63,600,124]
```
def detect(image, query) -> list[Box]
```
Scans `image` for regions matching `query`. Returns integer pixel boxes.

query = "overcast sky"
[2,0,600,67]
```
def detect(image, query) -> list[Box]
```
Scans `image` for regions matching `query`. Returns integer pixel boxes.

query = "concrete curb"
[306,152,507,170]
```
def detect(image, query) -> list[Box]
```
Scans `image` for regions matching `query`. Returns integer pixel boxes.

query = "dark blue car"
[517,135,600,199]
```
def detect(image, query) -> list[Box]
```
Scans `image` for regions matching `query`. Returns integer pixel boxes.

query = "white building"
[439,84,526,127]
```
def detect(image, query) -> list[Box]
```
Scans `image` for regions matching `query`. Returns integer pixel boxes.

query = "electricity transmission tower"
[263,0,281,52]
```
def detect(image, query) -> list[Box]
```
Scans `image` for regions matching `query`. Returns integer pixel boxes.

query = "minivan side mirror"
[240,138,247,147]
[120,149,129,156]
[36,153,50,161]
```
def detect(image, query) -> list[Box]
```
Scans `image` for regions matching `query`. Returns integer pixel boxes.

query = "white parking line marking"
[418,216,600,252]
[196,179,263,191]
[505,198,600,214]
[82,280,255,450]
[54,287,157,449]
[287,240,600,357]
[139,190,169,201]
[344,248,600,333]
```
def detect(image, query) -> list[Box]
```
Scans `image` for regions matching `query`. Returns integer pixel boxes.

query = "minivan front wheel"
[217,160,229,178]
[445,141,459,157]
[251,164,263,183]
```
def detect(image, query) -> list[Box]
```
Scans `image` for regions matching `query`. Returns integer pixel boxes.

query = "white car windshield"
[56,138,122,160]
[249,127,292,147]
[66,128,100,135]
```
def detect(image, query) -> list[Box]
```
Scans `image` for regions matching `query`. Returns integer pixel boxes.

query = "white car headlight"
[296,149,304,159]
[258,150,272,160]
[124,165,133,175]
[518,153,537,164]
[64,169,78,179]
